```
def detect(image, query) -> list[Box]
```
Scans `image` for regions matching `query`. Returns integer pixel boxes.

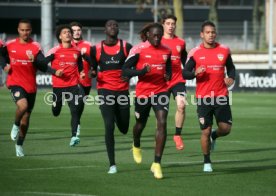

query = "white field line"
[21,192,96,196]
[163,159,241,165]
[15,165,96,171]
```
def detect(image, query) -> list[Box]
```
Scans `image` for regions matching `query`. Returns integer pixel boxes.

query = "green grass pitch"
[0,88,276,196]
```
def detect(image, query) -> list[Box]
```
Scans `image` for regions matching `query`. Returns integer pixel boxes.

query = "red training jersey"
[161,36,186,89]
[188,43,231,98]
[128,41,150,56]
[6,38,41,93]
[72,40,92,87]
[94,40,130,91]
[135,44,171,98]
[48,44,81,88]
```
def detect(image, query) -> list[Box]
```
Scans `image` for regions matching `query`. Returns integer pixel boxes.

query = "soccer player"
[123,23,172,179]
[47,24,86,147]
[127,23,151,57]
[70,21,92,136]
[90,20,132,174]
[161,14,187,150]
[0,19,61,157]
[183,21,235,172]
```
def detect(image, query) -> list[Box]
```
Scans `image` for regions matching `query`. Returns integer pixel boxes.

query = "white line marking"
[15,165,96,171]
[164,159,240,165]
[21,191,96,196]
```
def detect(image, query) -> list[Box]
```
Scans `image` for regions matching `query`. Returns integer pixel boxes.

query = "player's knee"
[219,124,232,135]
[177,103,185,113]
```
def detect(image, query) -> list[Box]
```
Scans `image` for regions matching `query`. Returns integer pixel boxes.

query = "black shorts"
[9,85,36,113]
[197,97,232,130]
[52,85,84,107]
[169,82,186,98]
[80,84,91,96]
[97,89,130,110]
[135,92,170,121]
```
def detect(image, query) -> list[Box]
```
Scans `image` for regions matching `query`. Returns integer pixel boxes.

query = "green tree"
[129,0,184,37]
[253,0,266,50]
[208,0,219,30]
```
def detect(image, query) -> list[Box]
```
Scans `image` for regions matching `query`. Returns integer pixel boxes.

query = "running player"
[90,20,132,174]
[183,21,235,172]
[161,14,187,150]
[123,23,172,179]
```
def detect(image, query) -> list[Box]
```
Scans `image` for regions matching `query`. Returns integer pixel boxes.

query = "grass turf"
[0,88,276,196]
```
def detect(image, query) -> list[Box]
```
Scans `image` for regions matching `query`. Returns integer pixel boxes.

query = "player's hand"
[3,64,11,73]
[55,69,63,77]
[80,71,85,79]
[91,69,97,78]
[164,74,171,81]
[224,77,234,87]
[195,66,206,76]
[142,65,151,74]
[121,76,129,82]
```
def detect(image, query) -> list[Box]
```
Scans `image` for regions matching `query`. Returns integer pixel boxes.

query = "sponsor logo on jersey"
[176,45,181,52]
[145,55,151,58]
[199,56,205,60]
[217,54,224,61]
[11,50,16,53]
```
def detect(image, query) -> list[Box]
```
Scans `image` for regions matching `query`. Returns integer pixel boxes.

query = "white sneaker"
[77,124,80,136]
[203,163,213,172]
[15,144,24,157]
[11,124,19,141]
[107,165,117,174]
[69,136,80,147]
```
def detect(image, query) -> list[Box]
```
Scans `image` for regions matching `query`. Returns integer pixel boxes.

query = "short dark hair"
[55,24,73,43]
[201,20,216,32]
[70,21,82,29]
[18,19,32,27]
[161,14,177,24]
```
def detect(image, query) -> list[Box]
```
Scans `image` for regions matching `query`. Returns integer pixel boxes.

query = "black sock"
[154,156,161,163]
[17,136,25,146]
[204,154,211,163]
[211,129,218,140]
[175,127,182,135]
[133,139,140,148]
[14,121,20,126]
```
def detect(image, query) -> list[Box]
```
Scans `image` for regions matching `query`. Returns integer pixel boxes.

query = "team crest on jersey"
[199,117,205,125]
[135,112,140,119]
[176,45,181,52]
[73,53,78,59]
[162,54,168,61]
[26,50,33,56]
[14,91,20,98]
[81,48,87,54]
[217,54,224,61]
[26,50,34,61]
